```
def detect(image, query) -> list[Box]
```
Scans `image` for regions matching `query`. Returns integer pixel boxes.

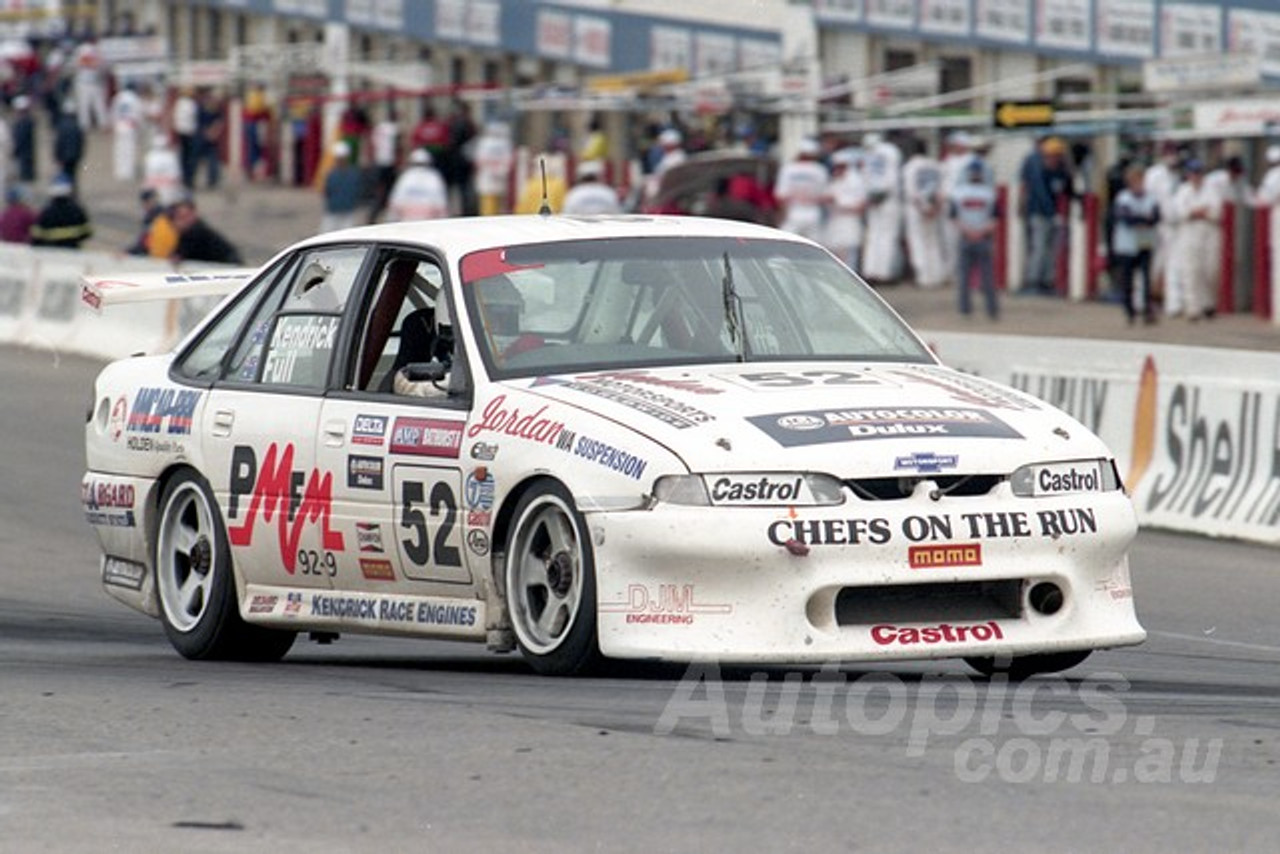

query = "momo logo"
[226,443,345,573]
[908,543,982,569]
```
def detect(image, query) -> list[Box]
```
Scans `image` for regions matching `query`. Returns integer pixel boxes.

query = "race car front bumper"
[588,484,1145,664]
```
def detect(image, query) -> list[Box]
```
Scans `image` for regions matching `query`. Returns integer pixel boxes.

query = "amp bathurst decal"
[748,406,1022,447]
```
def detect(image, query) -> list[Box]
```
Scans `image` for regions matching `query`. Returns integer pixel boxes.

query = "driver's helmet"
[477,274,524,339]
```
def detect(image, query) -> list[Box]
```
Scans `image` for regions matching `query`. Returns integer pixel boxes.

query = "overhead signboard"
[994,99,1055,129]
[1143,52,1261,94]
[1191,98,1280,136]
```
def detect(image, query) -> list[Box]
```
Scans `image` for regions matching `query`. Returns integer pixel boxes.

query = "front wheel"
[154,470,295,662]
[503,480,603,676]
[965,649,1091,680]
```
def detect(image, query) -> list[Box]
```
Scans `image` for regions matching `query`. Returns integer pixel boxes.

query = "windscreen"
[460,237,934,378]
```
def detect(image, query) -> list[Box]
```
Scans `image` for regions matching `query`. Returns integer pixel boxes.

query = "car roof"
[298,213,804,256]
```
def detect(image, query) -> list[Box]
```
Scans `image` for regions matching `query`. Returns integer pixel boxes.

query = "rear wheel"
[965,649,1091,680]
[154,470,295,662]
[503,480,602,676]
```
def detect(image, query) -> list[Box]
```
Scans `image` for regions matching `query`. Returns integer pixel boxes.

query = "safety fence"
[926,330,1280,546]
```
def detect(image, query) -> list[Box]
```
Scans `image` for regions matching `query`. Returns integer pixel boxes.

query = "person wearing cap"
[30,176,92,248]
[901,136,948,289]
[1252,146,1280,313]
[774,136,829,241]
[562,160,620,216]
[0,185,37,244]
[386,147,448,222]
[321,140,364,233]
[12,94,36,185]
[949,156,1002,320]
[1144,141,1183,310]
[822,147,868,270]
[1111,164,1160,325]
[1018,135,1073,295]
[1168,158,1221,321]
[860,131,905,283]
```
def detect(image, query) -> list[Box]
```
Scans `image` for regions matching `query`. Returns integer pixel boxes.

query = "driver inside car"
[476,274,544,363]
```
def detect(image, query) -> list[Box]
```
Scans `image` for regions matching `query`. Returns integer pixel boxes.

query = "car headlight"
[1010,459,1121,497]
[651,473,846,507]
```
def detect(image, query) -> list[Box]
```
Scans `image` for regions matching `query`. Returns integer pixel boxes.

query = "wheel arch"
[485,472,573,637]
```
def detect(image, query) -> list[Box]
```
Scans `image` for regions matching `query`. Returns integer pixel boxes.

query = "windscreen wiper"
[721,252,747,362]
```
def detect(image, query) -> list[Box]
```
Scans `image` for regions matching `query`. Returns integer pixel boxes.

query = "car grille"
[834,580,1024,626]
[844,474,1005,501]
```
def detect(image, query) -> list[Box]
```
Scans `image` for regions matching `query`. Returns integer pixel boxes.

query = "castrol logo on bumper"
[870,621,1004,646]
[708,474,814,506]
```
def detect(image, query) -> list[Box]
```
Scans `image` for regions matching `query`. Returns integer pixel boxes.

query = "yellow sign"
[994,100,1056,129]
[587,68,689,93]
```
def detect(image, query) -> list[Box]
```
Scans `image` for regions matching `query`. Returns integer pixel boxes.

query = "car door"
[198,244,371,590]
[315,249,475,594]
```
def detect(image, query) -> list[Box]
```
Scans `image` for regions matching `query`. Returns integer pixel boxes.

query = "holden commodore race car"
[82,214,1145,677]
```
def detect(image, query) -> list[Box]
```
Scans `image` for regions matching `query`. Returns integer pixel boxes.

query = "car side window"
[223,245,369,385]
[351,254,449,394]
[174,261,288,381]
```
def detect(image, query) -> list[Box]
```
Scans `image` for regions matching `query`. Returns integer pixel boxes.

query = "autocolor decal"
[347,455,385,490]
[749,407,1022,447]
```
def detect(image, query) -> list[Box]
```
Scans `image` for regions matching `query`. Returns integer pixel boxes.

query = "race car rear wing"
[81,269,257,312]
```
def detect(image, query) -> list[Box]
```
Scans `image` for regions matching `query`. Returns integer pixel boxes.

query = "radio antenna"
[538,158,551,217]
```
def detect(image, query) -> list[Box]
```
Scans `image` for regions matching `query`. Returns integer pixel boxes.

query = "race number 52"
[394,466,470,584]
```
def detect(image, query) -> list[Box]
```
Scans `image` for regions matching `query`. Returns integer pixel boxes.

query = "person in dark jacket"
[11,95,37,184]
[52,102,85,194]
[30,176,92,248]
[168,197,243,264]
[0,186,37,243]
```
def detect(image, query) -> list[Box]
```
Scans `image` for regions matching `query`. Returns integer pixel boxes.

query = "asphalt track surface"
[3,344,1279,852]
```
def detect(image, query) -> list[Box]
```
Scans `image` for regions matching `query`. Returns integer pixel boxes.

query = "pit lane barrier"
[1,243,1277,545]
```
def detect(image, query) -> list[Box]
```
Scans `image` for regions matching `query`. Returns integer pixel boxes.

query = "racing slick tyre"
[965,649,1091,680]
[503,480,604,676]
[155,470,295,662]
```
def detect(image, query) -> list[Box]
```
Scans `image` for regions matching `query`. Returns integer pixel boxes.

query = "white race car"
[82,215,1145,676]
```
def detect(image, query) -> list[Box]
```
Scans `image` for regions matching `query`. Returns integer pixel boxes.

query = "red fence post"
[1083,193,1100,300]
[1255,206,1272,320]
[1218,203,1236,315]
[1054,194,1070,296]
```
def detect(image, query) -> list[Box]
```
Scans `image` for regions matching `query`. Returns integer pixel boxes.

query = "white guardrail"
[0,245,229,360]
[0,245,1273,545]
